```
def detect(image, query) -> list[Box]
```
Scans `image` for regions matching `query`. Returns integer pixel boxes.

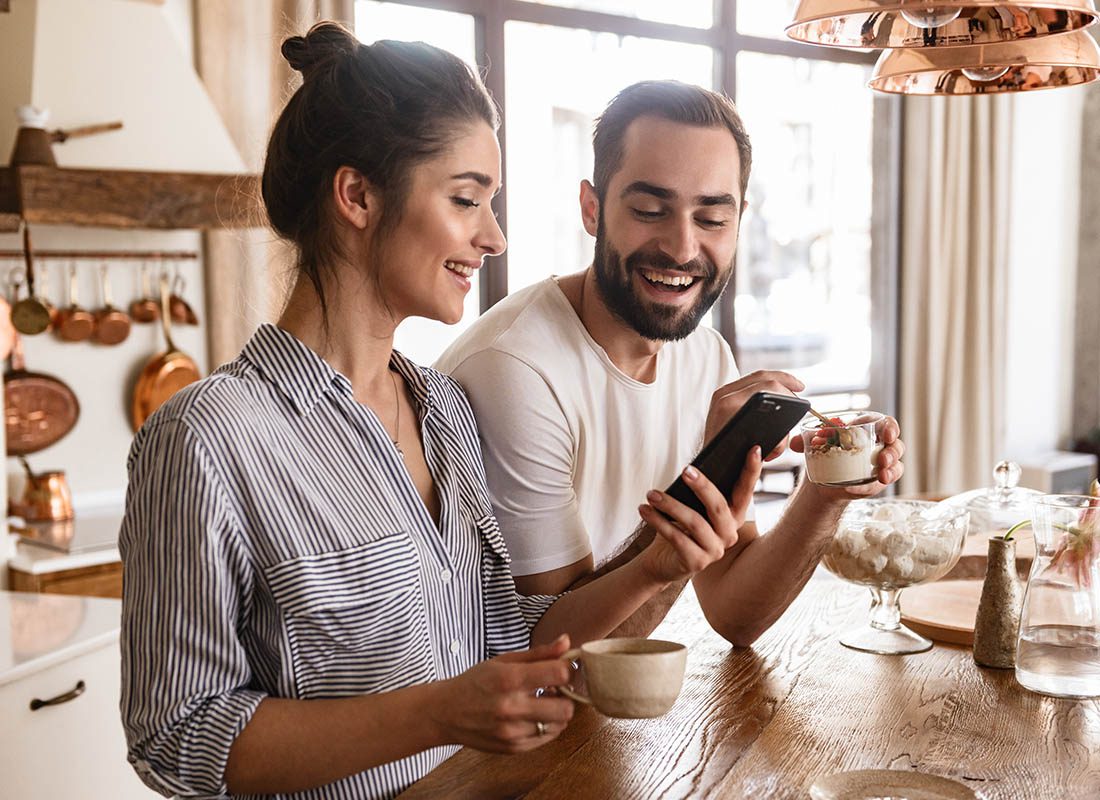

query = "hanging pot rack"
[0,250,199,261]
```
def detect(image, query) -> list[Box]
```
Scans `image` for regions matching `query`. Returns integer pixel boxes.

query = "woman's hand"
[635,446,763,585]
[427,635,575,754]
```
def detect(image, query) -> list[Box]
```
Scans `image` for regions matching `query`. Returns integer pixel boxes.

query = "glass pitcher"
[1015,494,1100,698]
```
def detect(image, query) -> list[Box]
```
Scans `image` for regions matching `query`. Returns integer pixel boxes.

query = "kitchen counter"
[399,574,1100,800]
[0,589,121,687]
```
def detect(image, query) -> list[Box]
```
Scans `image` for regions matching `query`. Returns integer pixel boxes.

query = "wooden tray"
[901,579,982,646]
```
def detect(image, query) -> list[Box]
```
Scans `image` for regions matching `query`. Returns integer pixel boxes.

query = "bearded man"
[436,80,905,644]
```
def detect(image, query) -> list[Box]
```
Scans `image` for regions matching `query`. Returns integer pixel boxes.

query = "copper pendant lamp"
[868,27,1100,92]
[786,1,1099,49]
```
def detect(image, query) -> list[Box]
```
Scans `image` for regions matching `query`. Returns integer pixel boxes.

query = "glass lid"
[941,461,1043,535]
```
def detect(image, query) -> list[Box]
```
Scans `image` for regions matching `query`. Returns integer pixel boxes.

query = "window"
[504,22,713,293]
[351,1,897,409]
[736,0,801,40]
[527,0,713,29]
[355,1,480,365]
[734,53,874,395]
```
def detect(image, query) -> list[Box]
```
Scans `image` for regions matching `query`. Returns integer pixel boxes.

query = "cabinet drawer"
[0,641,156,798]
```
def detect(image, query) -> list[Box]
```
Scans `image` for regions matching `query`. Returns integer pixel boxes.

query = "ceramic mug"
[559,638,687,719]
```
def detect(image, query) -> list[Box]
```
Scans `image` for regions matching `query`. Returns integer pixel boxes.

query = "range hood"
[0,0,258,231]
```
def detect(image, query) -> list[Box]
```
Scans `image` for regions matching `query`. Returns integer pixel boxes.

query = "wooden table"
[398,572,1100,799]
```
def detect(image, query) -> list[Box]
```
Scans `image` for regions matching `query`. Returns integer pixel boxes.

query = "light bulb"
[900,8,963,29]
[962,65,1011,82]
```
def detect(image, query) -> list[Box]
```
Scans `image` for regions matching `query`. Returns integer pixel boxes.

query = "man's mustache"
[623,249,716,279]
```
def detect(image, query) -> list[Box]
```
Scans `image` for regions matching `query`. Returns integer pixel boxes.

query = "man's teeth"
[641,270,695,287]
[445,261,474,278]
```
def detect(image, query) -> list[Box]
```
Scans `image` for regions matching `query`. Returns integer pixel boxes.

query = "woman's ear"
[331,166,377,230]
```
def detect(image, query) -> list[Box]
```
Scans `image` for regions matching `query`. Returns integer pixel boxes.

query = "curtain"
[899,96,1013,495]
[193,0,354,367]
[1074,88,1100,444]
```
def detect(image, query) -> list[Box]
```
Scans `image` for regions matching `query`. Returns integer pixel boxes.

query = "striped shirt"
[120,323,555,800]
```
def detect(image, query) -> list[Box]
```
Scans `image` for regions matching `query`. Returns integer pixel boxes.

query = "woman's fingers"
[639,506,713,571]
[730,446,763,510]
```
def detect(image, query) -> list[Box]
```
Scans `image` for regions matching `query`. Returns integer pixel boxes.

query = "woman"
[119,22,761,800]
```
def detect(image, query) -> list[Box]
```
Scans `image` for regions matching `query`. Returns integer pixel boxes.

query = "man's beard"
[592,217,732,342]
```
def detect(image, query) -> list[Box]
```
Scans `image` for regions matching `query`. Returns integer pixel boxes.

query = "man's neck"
[556,269,663,384]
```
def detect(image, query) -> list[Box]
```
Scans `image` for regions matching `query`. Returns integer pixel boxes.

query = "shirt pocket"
[265,532,433,698]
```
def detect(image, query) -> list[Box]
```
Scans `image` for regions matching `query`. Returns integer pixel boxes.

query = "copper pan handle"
[22,226,35,296]
[159,273,177,351]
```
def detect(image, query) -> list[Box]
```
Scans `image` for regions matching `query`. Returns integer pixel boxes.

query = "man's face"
[584,116,745,342]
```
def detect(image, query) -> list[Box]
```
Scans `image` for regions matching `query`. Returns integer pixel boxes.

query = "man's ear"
[332,166,377,230]
[741,199,750,217]
[579,179,600,237]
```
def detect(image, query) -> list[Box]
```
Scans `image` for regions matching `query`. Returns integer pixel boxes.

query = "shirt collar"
[240,323,435,418]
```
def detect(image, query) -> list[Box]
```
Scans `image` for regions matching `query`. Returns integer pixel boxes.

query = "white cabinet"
[0,592,157,799]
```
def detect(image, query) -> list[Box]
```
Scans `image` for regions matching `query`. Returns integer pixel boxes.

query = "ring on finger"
[535,720,547,737]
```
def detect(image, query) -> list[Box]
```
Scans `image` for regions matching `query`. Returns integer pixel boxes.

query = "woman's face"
[376,121,505,325]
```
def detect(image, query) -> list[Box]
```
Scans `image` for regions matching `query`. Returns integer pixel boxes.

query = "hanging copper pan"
[4,333,80,455]
[130,275,200,431]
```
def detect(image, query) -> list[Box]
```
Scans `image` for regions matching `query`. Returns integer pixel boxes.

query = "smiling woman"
[118,20,755,800]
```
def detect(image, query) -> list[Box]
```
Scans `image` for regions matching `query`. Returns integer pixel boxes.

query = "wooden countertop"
[398,571,1100,800]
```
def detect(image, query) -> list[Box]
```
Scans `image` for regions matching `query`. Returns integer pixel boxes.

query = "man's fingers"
[716,370,805,395]
[764,436,789,462]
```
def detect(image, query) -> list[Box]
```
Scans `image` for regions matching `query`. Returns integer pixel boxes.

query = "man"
[436,80,905,645]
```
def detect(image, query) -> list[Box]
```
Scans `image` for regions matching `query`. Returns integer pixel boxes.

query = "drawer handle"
[30,680,86,711]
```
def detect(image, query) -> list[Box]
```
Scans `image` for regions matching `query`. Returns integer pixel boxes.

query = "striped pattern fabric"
[120,323,555,800]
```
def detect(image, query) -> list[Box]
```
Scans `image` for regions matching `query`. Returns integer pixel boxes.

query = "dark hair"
[262,22,499,318]
[592,80,752,204]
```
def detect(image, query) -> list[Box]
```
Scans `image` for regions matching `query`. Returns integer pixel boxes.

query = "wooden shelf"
[0,164,261,232]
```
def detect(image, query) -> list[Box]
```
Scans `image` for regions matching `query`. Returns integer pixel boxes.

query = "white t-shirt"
[435,278,743,575]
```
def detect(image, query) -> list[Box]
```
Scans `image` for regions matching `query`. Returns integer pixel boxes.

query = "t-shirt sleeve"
[447,349,592,576]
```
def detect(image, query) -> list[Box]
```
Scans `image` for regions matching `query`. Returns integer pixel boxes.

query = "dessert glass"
[800,411,885,487]
[823,499,970,654]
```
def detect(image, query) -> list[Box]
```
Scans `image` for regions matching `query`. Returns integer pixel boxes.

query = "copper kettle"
[14,456,73,522]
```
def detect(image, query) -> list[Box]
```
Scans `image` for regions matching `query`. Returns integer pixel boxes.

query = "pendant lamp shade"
[868,27,1100,92]
[786,1,1098,49]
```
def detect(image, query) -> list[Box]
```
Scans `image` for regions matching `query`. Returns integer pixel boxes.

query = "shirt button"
[440,569,452,582]
[449,639,461,654]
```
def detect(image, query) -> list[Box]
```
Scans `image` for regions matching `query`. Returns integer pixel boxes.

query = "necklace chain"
[389,368,404,458]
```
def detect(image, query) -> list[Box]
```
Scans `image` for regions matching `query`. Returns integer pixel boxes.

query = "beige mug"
[559,638,687,719]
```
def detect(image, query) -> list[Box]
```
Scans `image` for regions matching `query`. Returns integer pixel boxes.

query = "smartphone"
[664,391,811,518]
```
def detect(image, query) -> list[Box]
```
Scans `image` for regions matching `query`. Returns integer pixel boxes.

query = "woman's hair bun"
[281,21,360,80]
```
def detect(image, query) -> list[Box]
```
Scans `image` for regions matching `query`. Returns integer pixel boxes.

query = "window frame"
[344,0,901,415]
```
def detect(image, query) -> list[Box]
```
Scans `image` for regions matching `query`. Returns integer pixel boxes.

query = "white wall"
[0,0,244,510]
[1002,88,1083,461]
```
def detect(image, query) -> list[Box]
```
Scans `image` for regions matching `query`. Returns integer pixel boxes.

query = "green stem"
[1003,520,1031,542]
[1002,520,1079,542]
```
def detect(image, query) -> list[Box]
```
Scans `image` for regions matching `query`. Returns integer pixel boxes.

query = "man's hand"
[635,446,763,585]
[790,415,906,500]
[705,371,806,461]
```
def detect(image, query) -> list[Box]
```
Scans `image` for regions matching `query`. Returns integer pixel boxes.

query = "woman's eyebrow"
[451,171,493,187]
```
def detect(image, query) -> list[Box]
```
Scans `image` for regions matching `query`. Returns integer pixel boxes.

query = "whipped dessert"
[823,502,965,589]
[803,418,882,486]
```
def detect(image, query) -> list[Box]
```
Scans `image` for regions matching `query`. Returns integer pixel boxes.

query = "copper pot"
[14,456,73,522]
[130,275,200,431]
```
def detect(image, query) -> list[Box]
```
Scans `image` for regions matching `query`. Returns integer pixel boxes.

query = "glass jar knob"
[994,460,1022,494]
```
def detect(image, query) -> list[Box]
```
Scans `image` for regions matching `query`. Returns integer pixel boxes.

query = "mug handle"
[558,648,592,706]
